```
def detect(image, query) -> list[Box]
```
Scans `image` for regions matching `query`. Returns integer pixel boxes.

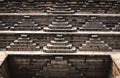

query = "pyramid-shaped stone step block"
[43,34,76,53]
[36,57,77,78]
[10,16,41,31]
[44,16,77,32]
[46,0,75,14]
[79,17,108,31]
[113,22,120,31]
[79,35,112,51]
[0,21,9,30]
[6,34,40,51]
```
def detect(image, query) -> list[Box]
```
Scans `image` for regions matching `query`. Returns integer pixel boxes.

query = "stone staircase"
[6,34,40,51]
[79,35,112,51]
[44,16,77,32]
[43,34,76,53]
